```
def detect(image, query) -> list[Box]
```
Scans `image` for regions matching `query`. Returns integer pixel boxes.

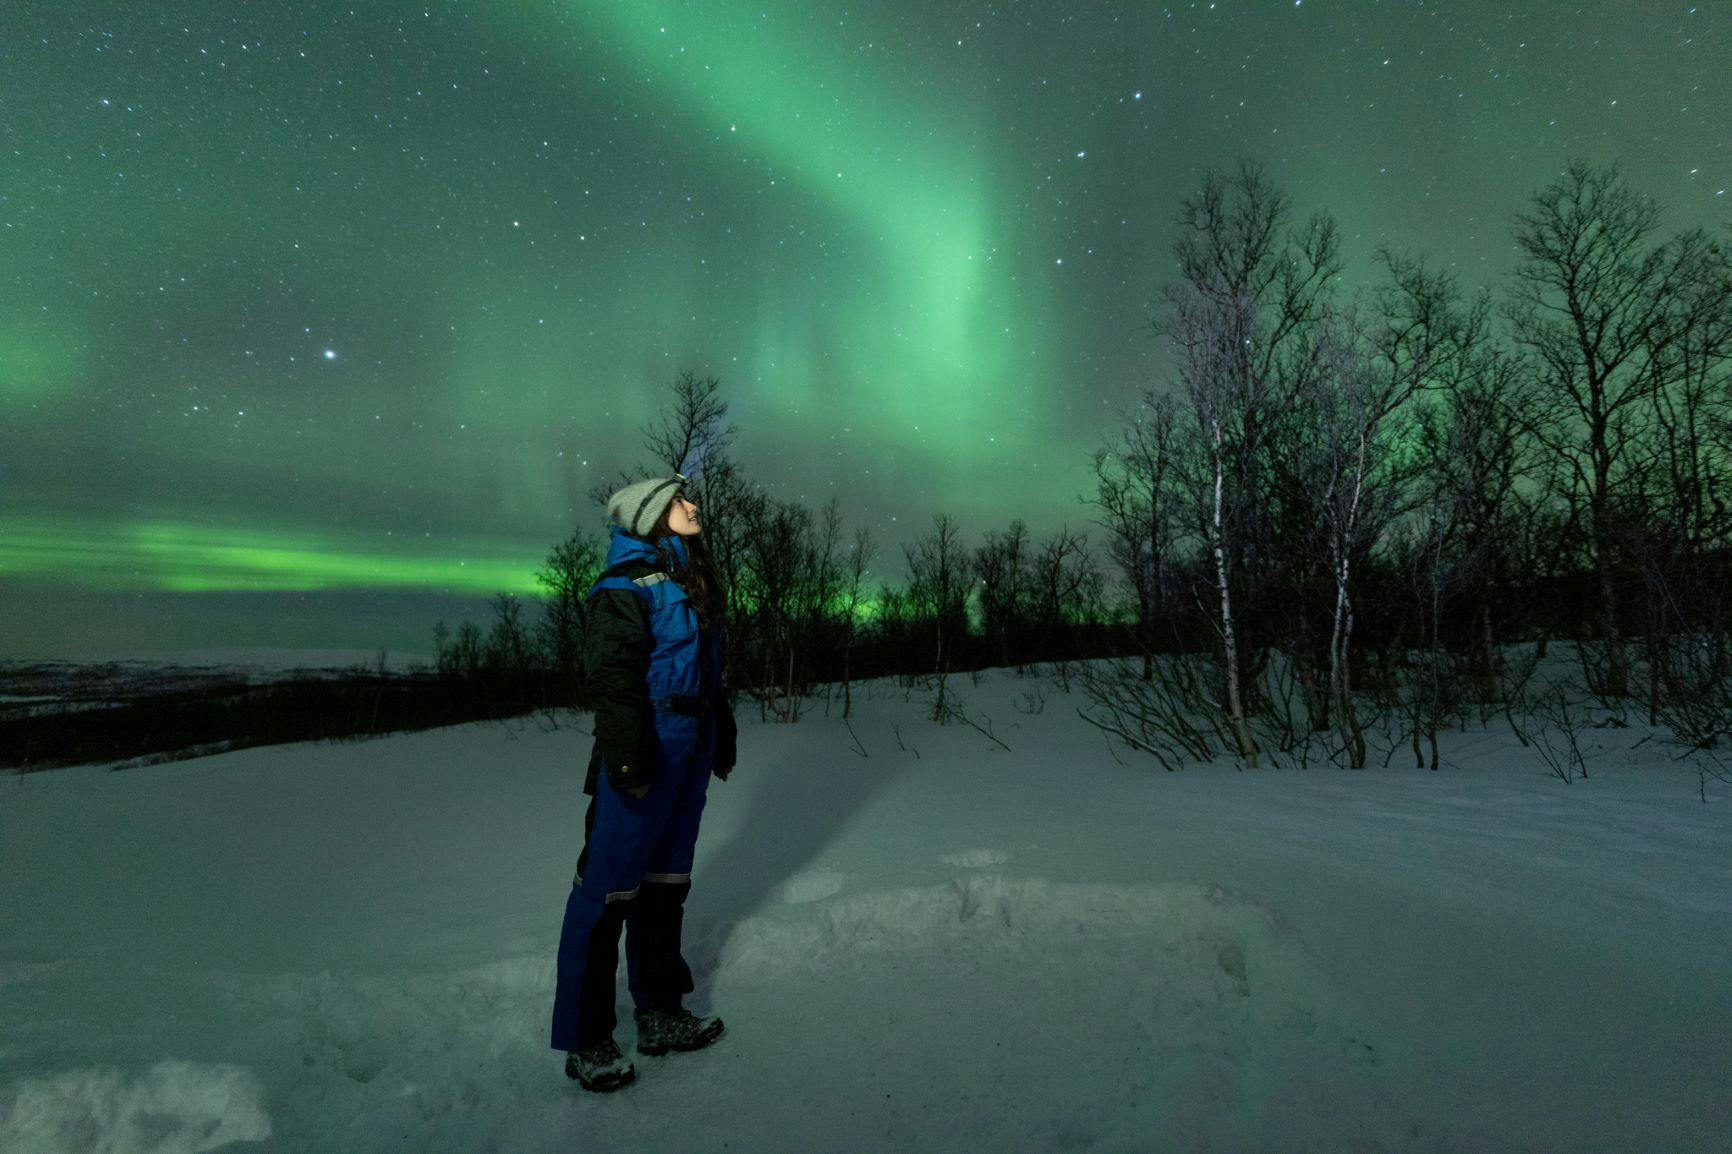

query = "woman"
[550,473,737,1092]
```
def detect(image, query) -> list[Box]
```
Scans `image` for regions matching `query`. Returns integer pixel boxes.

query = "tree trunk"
[1212,428,1259,768]
[1480,600,1498,701]
[1596,544,1627,696]
[842,644,853,719]
[1329,438,1368,768]
[1591,461,1628,697]
[934,620,948,721]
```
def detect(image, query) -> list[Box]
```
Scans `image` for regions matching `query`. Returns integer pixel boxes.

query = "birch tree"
[1158,160,1342,768]
[1304,307,1425,767]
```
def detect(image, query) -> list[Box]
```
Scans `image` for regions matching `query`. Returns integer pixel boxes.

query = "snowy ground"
[1,661,1727,1153]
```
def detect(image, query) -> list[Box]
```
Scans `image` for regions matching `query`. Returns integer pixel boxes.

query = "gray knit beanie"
[606,472,689,536]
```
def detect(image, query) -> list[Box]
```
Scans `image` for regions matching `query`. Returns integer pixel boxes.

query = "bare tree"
[1408,283,1540,703]
[1295,250,1453,765]
[585,370,737,507]
[1301,316,1381,767]
[534,529,607,705]
[835,524,879,718]
[804,495,848,700]
[485,593,531,677]
[1158,159,1343,768]
[972,519,1034,672]
[904,513,972,723]
[1505,159,1723,697]
[583,369,744,588]
[696,455,766,670]
[453,621,483,681]
[1088,390,1186,681]
[872,580,914,685]
[1027,525,1097,692]
[1386,505,1453,770]
[1626,238,1732,722]
[431,620,455,679]
[737,497,818,722]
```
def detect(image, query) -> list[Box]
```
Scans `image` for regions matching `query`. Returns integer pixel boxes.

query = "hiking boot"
[634,1005,725,1056]
[565,1038,635,1092]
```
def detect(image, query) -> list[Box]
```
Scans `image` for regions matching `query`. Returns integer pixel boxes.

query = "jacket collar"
[606,524,688,575]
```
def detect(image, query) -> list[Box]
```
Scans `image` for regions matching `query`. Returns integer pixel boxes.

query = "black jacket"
[582,564,738,796]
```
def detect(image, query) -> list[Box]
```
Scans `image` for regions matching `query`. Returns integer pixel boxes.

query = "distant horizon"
[0,645,438,670]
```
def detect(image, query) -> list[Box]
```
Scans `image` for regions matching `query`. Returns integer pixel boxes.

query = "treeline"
[436,157,1731,796]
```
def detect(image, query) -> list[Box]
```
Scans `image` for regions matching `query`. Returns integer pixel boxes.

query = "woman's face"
[667,493,702,536]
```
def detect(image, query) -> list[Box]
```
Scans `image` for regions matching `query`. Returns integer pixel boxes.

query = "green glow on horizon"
[0,515,544,596]
[0,512,905,616]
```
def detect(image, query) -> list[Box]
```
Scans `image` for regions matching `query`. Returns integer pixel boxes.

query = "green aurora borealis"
[3,2,1728,656]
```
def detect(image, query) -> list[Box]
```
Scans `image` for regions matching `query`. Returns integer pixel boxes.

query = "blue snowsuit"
[550,527,735,1053]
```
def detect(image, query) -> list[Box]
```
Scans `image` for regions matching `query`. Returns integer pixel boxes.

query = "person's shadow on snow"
[679,690,911,1013]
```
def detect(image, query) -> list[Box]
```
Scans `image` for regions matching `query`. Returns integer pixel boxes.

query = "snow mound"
[0,1059,271,1154]
[691,876,1426,1153]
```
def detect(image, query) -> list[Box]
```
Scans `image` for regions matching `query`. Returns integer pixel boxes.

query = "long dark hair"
[644,503,726,635]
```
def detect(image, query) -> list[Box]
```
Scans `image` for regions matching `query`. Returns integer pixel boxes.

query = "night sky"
[3,2,1728,659]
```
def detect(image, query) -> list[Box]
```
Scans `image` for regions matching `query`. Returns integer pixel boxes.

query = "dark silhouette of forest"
[9,158,1729,798]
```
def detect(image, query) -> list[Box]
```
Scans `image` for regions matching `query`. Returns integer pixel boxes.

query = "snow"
[1,663,1727,1153]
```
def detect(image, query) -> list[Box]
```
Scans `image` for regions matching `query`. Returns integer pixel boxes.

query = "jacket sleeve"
[584,586,652,794]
